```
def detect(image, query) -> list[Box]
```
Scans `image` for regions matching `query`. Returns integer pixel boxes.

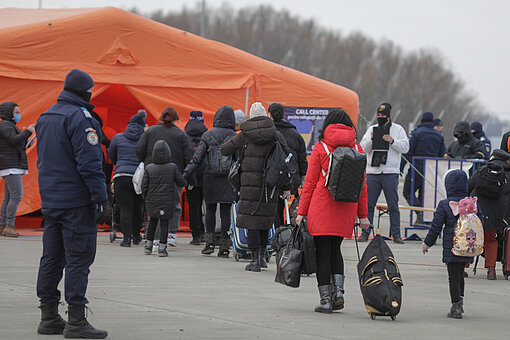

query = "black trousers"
[403,167,424,207]
[147,217,169,244]
[114,176,143,236]
[247,229,269,249]
[314,236,344,286]
[205,203,231,239]
[447,262,465,303]
[186,187,204,237]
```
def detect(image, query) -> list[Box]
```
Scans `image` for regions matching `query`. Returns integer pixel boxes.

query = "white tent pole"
[244,87,249,114]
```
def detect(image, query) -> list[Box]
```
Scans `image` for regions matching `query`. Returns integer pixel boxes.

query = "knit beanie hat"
[433,118,443,127]
[249,102,267,119]
[234,109,246,125]
[421,111,434,123]
[377,102,392,118]
[189,110,204,121]
[268,103,284,122]
[64,69,94,91]
[129,109,146,125]
[470,121,483,133]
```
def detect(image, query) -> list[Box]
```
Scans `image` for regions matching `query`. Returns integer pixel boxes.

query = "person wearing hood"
[268,102,308,228]
[470,121,491,159]
[136,106,193,247]
[296,109,370,314]
[108,110,147,247]
[359,103,409,243]
[422,170,481,319]
[468,149,510,279]
[444,121,486,159]
[184,105,238,258]
[35,69,108,338]
[142,140,187,257]
[221,102,291,272]
[184,110,208,245]
[0,102,35,237]
[402,111,446,223]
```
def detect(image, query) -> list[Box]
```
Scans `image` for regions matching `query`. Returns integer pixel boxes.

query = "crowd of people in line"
[1,69,510,337]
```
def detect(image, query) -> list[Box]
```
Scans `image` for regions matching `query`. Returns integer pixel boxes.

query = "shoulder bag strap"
[321,141,333,187]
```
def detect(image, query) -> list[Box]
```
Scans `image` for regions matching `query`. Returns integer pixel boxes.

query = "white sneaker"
[167,233,177,247]
[152,240,159,252]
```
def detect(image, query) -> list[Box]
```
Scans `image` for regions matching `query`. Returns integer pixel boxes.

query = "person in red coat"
[296,109,370,314]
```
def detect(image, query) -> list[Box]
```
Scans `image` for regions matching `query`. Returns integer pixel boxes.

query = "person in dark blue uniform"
[35,69,109,339]
[471,121,491,160]
[403,112,446,223]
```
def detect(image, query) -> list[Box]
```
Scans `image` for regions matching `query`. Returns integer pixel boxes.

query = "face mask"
[13,113,21,123]
[455,133,470,144]
[377,117,388,126]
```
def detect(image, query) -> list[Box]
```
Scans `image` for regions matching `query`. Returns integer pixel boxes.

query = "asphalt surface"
[1,228,509,340]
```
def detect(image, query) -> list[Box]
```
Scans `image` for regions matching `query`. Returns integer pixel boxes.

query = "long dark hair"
[319,108,355,141]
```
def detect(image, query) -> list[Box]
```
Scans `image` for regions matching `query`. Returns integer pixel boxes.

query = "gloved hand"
[421,242,431,254]
[95,201,109,225]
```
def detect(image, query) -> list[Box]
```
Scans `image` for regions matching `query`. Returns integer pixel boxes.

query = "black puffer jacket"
[142,140,186,218]
[184,106,237,204]
[0,102,32,171]
[446,121,486,159]
[469,149,510,231]
[136,123,193,173]
[185,119,208,187]
[222,116,288,230]
[274,120,308,192]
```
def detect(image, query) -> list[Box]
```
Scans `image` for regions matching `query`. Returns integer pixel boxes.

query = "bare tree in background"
[132,3,503,142]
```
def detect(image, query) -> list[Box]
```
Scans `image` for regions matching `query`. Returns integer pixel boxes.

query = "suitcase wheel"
[234,254,240,262]
[370,314,376,320]
[391,315,396,321]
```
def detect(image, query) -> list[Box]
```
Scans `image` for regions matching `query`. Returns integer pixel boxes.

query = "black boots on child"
[38,302,66,334]
[259,247,268,268]
[217,238,231,258]
[63,304,107,339]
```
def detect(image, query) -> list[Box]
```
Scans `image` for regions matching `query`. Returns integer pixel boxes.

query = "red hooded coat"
[298,124,368,237]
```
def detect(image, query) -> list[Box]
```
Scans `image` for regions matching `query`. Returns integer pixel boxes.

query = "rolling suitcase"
[355,225,403,320]
[230,203,275,262]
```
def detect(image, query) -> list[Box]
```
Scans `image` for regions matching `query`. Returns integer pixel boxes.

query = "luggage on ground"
[356,231,403,320]
[321,142,366,202]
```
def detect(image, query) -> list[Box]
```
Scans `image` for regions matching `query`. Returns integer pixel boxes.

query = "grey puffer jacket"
[184,105,238,204]
[142,140,186,218]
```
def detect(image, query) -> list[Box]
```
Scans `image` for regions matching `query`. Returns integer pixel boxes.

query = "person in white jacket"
[359,103,409,243]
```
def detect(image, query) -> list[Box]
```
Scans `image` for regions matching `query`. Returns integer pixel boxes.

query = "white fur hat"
[249,102,267,119]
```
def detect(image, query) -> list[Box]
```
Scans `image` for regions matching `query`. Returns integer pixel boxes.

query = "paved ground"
[1,229,509,340]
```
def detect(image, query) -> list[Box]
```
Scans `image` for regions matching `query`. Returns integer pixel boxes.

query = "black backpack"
[207,133,234,176]
[475,163,507,200]
[263,137,297,189]
[321,141,367,202]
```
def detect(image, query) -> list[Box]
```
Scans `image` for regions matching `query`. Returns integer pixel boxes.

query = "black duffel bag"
[275,226,302,288]
[297,221,317,275]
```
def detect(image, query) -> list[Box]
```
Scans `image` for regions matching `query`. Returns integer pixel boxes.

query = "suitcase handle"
[284,199,291,225]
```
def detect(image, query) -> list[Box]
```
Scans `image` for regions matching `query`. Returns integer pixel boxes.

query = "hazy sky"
[4,0,510,118]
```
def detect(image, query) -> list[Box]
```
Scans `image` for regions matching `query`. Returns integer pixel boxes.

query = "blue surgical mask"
[13,113,21,123]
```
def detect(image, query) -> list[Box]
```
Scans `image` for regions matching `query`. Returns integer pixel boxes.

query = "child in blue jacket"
[421,169,481,319]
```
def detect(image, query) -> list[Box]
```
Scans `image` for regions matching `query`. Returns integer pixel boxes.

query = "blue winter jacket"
[36,90,107,209]
[424,170,480,263]
[108,119,145,176]
[405,122,446,169]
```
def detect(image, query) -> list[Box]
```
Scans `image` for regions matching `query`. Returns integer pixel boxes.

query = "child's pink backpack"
[449,197,484,257]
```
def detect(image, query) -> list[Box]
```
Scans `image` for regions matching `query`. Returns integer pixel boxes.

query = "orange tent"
[0,7,359,215]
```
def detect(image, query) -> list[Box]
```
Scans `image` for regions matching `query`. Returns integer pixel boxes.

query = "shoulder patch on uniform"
[85,127,96,133]
[87,131,99,145]
[81,107,92,119]
[486,145,490,153]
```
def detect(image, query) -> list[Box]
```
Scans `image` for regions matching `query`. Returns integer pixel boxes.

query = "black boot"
[259,247,268,268]
[447,301,463,319]
[189,233,201,245]
[331,274,345,311]
[37,302,66,334]
[120,235,131,247]
[63,304,108,339]
[245,248,261,272]
[314,285,333,313]
[132,234,142,245]
[201,233,215,255]
[217,238,230,258]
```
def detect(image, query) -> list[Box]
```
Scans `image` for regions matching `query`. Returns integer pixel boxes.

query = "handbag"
[228,139,246,192]
[132,162,144,195]
[275,225,303,288]
[297,222,317,275]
